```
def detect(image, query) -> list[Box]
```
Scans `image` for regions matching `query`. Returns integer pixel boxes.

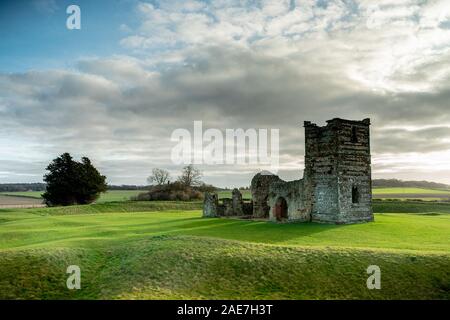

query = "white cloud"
[120,0,450,94]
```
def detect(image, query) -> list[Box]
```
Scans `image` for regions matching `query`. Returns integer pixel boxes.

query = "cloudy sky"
[1,0,450,187]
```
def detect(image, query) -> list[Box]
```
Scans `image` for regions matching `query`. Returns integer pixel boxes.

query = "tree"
[147,168,170,186]
[195,183,216,193]
[178,164,202,187]
[42,153,107,206]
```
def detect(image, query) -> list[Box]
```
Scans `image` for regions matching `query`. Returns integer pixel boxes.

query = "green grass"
[1,237,448,300]
[0,200,449,299]
[218,188,450,200]
[372,188,450,195]
[218,190,251,199]
[373,187,450,195]
[0,190,144,203]
[373,200,450,214]
[0,191,44,199]
[1,206,448,252]
[95,190,143,202]
[4,187,449,203]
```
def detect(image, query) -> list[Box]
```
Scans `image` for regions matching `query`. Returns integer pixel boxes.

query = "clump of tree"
[195,183,217,193]
[147,168,171,185]
[135,181,203,201]
[177,164,202,187]
[42,153,107,206]
[136,165,215,201]
[108,185,149,190]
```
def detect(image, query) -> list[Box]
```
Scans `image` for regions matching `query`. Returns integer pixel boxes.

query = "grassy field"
[218,190,251,199]
[3,187,450,203]
[373,187,450,200]
[373,187,450,194]
[218,187,450,201]
[373,200,450,214]
[0,201,448,299]
[96,190,143,203]
[0,190,143,203]
[0,195,44,208]
[0,191,43,199]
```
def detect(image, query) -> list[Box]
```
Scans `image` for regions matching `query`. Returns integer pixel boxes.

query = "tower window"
[352,186,360,204]
[351,126,358,143]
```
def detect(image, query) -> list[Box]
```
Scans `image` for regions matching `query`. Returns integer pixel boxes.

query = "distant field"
[0,191,43,199]
[2,187,450,207]
[373,187,450,194]
[0,190,143,203]
[96,190,143,203]
[218,190,251,199]
[0,195,44,208]
[218,187,450,201]
[373,187,450,201]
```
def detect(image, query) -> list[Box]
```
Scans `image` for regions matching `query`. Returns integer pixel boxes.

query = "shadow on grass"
[56,216,348,247]
[170,217,346,244]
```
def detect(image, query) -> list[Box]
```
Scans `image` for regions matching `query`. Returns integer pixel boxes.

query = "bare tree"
[147,168,170,185]
[178,164,202,187]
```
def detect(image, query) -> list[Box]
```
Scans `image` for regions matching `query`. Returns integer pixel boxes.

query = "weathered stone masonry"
[203,118,373,224]
[203,188,252,218]
[302,118,373,224]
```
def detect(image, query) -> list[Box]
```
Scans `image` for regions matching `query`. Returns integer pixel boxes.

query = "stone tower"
[303,118,373,224]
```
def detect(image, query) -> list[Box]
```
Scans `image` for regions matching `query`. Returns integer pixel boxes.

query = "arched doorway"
[273,197,288,221]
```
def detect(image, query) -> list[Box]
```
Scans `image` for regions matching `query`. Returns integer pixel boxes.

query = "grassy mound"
[0,190,144,202]
[373,200,450,214]
[26,201,202,216]
[0,236,448,300]
[0,202,448,299]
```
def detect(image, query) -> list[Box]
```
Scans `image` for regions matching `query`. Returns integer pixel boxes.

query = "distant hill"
[373,179,450,189]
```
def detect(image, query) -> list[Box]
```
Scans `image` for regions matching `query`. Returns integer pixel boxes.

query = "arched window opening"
[352,186,360,204]
[351,126,358,143]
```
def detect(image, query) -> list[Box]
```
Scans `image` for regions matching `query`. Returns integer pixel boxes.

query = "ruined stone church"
[203,118,374,224]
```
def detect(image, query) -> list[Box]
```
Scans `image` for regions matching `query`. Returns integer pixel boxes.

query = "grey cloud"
[1,45,450,184]
[372,127,450,153]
